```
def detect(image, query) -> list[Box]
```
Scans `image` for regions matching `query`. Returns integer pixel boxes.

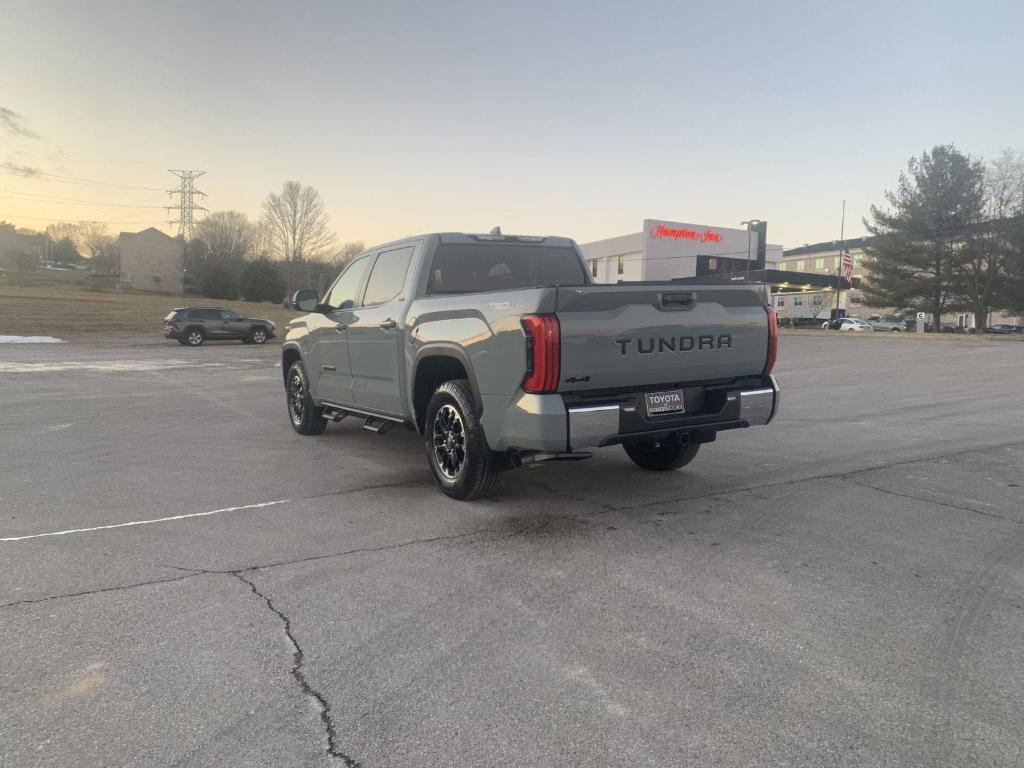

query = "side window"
[362,246,414,306]
[590,260,598,278]
[325,256,370,310]
[617,255,624,275]
[194,309,219,320]
[221,310,242,321]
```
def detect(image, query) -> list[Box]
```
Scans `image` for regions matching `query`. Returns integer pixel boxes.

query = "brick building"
[118,227,184,294]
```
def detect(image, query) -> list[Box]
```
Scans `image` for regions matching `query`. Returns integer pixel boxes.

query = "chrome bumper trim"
[732,374,780,426]
[567,404,619,450]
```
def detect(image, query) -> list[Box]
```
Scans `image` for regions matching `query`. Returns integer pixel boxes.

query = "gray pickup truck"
[282,231,779,499]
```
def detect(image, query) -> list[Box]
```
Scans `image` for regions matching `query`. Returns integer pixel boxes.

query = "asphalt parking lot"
[2,334,1022,768]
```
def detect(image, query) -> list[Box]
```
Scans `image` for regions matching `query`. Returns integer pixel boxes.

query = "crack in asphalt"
[0,572,201,610]
[838,475,1021,524]
[0,521,552,611]
[231,571,361,767]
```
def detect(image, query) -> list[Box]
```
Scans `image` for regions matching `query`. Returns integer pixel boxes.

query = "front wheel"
[250,327,268,344]
[424,379,497,500]
[623,436,700,471]
[286,361,328,435]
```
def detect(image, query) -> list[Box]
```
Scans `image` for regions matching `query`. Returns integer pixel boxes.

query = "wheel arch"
[281,344,302,387]
[411,345,481,433]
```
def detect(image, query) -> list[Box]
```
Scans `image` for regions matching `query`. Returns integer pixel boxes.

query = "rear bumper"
[567,374,780,450]
[483,375,780,453]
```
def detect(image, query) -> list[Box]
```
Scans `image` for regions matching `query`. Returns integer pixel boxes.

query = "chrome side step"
[362,416,392,434]
[322,407,347,422]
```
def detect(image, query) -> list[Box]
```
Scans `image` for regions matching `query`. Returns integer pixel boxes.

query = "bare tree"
[260,181,336,292]
[78,221,113,261]
[195,211,254,262]
[45,221,82,250]
[338,240,365,265]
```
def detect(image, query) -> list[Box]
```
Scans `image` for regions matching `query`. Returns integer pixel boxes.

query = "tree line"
[6,180,362,304]
[863,145,1024,328]
[184,181,363,303]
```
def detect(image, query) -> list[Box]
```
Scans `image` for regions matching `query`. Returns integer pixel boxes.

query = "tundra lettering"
[615,334,734,355]
[282,231,779,500]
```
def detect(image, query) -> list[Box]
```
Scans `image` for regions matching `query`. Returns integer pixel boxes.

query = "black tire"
[241,337,253,344]
[177,337,188,345]
[250,326,269,344]
[424,379,497,500]
[286,360,328,435]
[183,328,205,347]
[891,328,900,332]
[623,436,700,471]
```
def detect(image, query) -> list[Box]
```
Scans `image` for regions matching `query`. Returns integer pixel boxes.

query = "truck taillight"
[764,306,778,374]
[521,314,560,394]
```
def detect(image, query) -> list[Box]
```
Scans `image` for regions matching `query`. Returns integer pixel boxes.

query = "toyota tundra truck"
[281,231,780,499]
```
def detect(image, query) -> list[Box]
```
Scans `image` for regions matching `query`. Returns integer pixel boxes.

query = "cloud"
[1,160,42,177]
[0,107,40,139]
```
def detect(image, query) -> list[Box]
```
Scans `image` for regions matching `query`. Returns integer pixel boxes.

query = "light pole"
[740,219,761,280]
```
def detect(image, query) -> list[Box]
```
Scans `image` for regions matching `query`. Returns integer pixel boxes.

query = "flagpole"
[835,200,845,317]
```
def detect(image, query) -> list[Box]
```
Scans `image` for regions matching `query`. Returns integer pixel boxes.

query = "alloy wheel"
[288,372,305,423]
[432,404,466,479]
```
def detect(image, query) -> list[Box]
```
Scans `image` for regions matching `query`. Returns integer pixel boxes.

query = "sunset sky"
[2,0,1023,250]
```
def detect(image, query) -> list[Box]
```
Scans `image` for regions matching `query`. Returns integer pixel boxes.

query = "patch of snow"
[0,335,66,344]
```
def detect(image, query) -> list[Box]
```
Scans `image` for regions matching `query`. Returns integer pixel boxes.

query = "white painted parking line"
[0,360,226,374]
[0,499,291,542]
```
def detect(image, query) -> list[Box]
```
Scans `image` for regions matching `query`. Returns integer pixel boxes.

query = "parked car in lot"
[282,231,780,499]
[822,317,872,331]
[867,315,904,332]
[164,307,276,346]
[984,323,1024,335]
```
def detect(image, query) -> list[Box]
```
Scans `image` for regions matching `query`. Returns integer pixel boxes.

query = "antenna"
[167,170,208,239]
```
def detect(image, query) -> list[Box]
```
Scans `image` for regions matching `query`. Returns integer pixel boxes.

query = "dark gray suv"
[164,306,276,346]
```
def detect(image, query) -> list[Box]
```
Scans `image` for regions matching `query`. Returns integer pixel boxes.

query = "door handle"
[661,292,696,307]
[335,322,347,332]
[378,318,397,330]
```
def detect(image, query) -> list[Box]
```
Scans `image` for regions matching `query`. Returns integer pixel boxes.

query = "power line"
[0,169,166,192]
[1,211,170,225]
[167,170,207,239]
[0,190,167,208]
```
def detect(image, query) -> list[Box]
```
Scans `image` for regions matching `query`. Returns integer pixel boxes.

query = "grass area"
[0,283,300,340]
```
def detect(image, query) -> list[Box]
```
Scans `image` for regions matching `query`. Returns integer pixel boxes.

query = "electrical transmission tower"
[167,170,208,239]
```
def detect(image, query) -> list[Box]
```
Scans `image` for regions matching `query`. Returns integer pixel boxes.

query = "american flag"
[840,250,854,284]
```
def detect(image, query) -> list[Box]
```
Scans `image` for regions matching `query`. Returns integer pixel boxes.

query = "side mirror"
[292,289,319,313]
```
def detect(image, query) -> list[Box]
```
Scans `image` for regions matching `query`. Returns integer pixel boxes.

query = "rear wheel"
[424,379,497,500]
[623,436,700,471]
[286,361,328,435]
[184,328,205,346]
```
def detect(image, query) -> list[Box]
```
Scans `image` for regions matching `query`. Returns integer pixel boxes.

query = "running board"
[322,407,347,422]
[362,416,393,434]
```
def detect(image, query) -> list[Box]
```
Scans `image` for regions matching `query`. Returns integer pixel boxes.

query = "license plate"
[645,389,685,416]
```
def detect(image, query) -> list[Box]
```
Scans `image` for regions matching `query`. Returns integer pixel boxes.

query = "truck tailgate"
[554,285,769,392]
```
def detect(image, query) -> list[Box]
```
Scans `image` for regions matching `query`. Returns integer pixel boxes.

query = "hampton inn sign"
[648,223,725,244]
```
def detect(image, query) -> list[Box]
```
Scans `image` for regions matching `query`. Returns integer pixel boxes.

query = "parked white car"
[822,317,872,331]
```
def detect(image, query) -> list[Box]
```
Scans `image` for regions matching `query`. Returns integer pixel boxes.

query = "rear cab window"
[427,243,587,295]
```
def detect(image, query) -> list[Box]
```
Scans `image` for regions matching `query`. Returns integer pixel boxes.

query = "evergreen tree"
[862,145,986,330]
[239,258,286,303]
